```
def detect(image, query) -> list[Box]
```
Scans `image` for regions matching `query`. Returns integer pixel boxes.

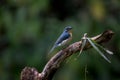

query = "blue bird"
[49,26,72,54]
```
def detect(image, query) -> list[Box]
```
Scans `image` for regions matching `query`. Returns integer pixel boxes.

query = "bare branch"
[20,30,114,80]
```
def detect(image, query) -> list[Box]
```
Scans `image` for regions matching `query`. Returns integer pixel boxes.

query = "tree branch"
[21,30,114,80]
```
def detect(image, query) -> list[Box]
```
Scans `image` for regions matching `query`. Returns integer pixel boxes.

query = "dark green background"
[0,0,120,80]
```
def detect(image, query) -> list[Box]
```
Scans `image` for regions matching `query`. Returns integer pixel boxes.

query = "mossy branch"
[21,30,114,80]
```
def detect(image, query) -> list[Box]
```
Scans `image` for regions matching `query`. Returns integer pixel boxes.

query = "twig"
[20,30,114,80]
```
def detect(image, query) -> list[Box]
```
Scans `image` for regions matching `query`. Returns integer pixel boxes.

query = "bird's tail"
[48,45,56,54]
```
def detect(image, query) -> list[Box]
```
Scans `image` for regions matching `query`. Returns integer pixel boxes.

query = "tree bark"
[21,30,114,80]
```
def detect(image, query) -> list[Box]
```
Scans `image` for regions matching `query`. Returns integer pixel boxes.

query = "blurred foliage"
[0,0,120,80]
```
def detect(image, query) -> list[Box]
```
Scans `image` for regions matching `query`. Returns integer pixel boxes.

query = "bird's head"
[64,26,72,32]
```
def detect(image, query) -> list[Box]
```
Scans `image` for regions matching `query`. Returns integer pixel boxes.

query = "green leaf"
[87,38,111,63]
[78,38,87,57]
[90,39,113,55]
[78,33,87,57]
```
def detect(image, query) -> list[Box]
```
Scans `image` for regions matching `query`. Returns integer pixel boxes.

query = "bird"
[49,26,72,54]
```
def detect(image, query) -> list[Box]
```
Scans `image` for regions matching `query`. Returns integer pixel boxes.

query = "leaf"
[78,33,87,57]
[106,50,113,55]
[87,38,111,63]
[78,38,87,57]
[91,39,113,55]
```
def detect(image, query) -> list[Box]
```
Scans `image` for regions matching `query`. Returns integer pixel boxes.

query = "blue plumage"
[49,26,72,54]
[55,31,70,45]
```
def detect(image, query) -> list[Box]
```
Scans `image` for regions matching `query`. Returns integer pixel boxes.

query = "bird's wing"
[55,32,70,46]
[49,32,70,54]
